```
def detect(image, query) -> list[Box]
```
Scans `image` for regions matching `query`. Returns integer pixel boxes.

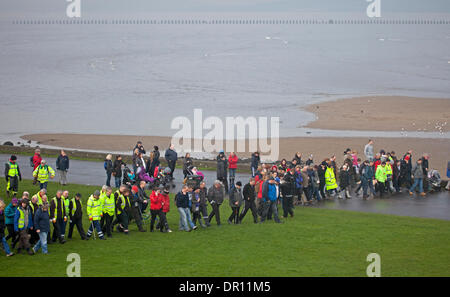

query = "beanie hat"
[10,155,17,161]
[236,181,242,187]
[11,198,19,204]
[132,185,139,193]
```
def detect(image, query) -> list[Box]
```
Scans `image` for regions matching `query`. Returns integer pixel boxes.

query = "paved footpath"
[1,154,449,221]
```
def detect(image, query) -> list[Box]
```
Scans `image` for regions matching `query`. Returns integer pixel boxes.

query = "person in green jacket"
[86,190,106,240]
[375,161,387,197]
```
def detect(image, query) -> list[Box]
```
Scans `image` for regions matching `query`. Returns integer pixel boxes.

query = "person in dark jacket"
[129,185,146,232]
[400,158,412,189]
[339,164,351,199]
[239,178,258,223]
[360,160,376,199]
[251,152,260,177]
[0,199,14,256]
[198,181,210,227]
[148,146,160,176]
[4,198,18,246]
[112,155,125,188]
[32,202,51,254]
[183,153,194,178]
[133,141,146,155]
[68,193,87,240]
[56,150,70,185]
[280,171,296,218]
[165,144,178,179]
[175,186,196,232]
[207,180,225,226]
[216,151,228,193]
[228,181,244,224]
[260,177,282,223]
[104,154,113,187]
[14,198,34,255]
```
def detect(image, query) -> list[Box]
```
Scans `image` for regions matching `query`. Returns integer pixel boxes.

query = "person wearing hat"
[86,190,105,240]
[228,181,244,224]
[129,185,146,232]
[32,202,51,254]
[5,155,22,198]
[14,198,34,255]
[32,159,55,190]
[49,190,67,244]
[68,193,87,240]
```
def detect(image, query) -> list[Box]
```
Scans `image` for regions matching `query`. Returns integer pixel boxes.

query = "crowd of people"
[1,139,448,257]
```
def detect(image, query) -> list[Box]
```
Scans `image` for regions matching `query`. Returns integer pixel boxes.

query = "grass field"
[0,179,449,277]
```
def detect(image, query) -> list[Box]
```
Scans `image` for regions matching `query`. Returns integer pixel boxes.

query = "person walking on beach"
[104,154,113,187]
[165,144,178,179]
[33,160,55,190]
[364,140,374,162]
[5,155,22,198]
[56,150,69,186]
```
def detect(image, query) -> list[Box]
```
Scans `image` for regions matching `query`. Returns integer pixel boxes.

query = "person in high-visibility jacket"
[67,193,87,240]
[324,163,341,199]
[32,160,55,190]
[49,190,67,244]
[62,190,70,233]
[13,198,34,255]
[375,161,388,197]
[385,162,395,193]
[100,187,115,238]
[5,155,22,198]
[33,189,47,206]
[112,185,130,235]
[86,190,105,240]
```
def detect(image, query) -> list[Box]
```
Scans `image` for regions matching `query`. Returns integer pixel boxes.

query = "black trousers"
[68,216,87,239]
[208,203,221,225]
[113,212,129,232]
[129,206,143,230]
[6,224,17,242]
[239,200,258,223]
[100,213,114,237]
[52,218,65,242]
[150,209,166,231]
[168,160,176,177]
[282,196,294,218]
[156,211,170,231]
[228,206,240,224]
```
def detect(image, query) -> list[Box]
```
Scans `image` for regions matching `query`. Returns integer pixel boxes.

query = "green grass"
[0,179,449,277]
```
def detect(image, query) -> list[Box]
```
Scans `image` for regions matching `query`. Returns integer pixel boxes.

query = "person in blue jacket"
[14,198,34,255]
[33,202,50,254]
[260,177,282,223]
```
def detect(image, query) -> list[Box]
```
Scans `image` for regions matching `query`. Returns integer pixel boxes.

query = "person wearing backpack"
[32,160,55,190]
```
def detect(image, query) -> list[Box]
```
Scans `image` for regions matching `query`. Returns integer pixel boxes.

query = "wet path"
[1,154,448,220]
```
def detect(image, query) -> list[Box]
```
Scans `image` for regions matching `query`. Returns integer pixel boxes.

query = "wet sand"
[303,96,450,132]
[21,133,450,176]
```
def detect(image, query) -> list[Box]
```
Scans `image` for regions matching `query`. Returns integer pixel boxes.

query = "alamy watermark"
[170,109,280,161]
[66,0,81,18]
[366,253,381,277]
[67,252,81,277]
[366,0,381,18]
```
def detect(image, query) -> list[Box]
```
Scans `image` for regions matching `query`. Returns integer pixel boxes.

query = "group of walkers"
[1,139,448,258]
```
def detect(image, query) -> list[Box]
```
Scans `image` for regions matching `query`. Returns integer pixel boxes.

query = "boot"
[346,190,352,198]
[420,192,426,197]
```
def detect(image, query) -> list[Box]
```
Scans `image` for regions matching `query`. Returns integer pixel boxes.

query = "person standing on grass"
[175,185,197,232]
[32,202,51,254]
[260,177,282,224]
[4,198,18,247]
[56,150,69,186]
[68,193,87,240]
[112,155,124,188]
[86,190,106,240]
[150,187,169,232]
[14,198,34,255]
[114,186,130,235]
[228,152,238,192]
[228,181,244,224]
[207,180,225,226]
[156,187,172,233]
[239,178,259,223]
[33,160,55,190]
[364,139,374,162]
[104,154,113,187]
[138,181,149,214]
[5,155,21,198]
[409,159,426,197]
[165,144,178,179]
[0,199,14,257]
[49,190,67,244]
[28,195,39,245]
[216,151,228,194]
[129,185,146,232]
[100,187,115,238]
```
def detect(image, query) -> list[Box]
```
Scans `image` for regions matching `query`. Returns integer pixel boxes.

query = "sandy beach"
[303,96,450,132]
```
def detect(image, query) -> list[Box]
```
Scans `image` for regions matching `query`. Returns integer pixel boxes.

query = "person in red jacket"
[150,187,170,233]
[228,152,238,192]
[32,149,42,171]
[156,187,172,233]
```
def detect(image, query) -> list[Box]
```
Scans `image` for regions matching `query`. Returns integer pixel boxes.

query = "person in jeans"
[175,185,196,232]
[33,202,50,254]
[0,199,14,256]
[409,159,426,197]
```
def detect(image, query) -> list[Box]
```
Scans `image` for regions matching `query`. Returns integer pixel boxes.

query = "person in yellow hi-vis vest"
[86,190,105,240]
[100,187,115,238]
[67,193,87,240]
[324,162,342,199]
[5,155,22,198]
[375,161,388,198]
[32,160,55,190]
